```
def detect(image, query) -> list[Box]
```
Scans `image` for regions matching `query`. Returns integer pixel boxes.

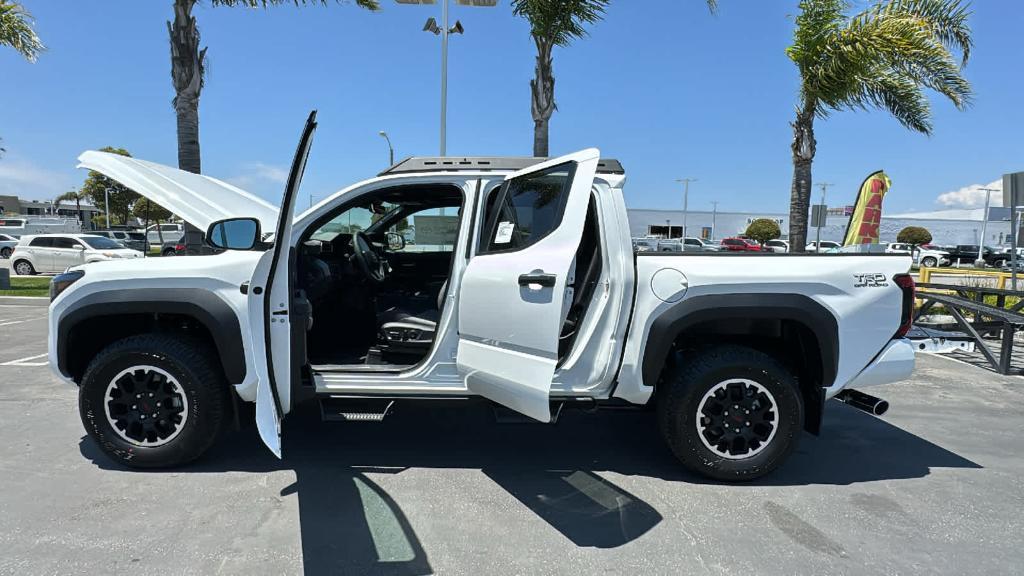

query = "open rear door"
[248,111,317,457]
[456,149,600,422]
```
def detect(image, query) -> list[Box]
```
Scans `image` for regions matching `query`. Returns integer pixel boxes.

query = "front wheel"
[79,334,229,468]
[13,259,35,275]
[0,247,11,259]
[657,345,803,481]
[921,256,937,267]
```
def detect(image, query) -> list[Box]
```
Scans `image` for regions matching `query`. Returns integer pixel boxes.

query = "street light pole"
[976,187,999,266]
[379,131,394,166]
[710,200,719,241]
[104,187,111,228]
[676,178,696,238]
[815,182,833,251]
[402,0,494,156]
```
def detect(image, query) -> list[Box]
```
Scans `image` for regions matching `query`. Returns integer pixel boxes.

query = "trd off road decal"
[853,273,889,288]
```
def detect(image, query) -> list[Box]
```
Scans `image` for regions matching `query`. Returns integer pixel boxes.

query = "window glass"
[81,236,123,249]
[52,237,84,249]
[310,202,398,242]
[481,162,575,254]
[389,207,458,253]
[29,237,54,247]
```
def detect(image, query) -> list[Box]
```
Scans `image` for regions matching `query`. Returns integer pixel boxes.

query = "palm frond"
[0,1,44,62]
[790,0,972,135]
[209,0,379,10]
[511,0,609,46]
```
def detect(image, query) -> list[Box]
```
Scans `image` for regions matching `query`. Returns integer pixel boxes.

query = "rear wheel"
[162,248,177,257]
[79,334,229,468]
[13,259,35,275]
[657,345,803,481]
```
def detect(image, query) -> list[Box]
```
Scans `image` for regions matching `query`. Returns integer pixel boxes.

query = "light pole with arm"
[379,131,394,166]
[399,0,496,156]
[676,178,696,238]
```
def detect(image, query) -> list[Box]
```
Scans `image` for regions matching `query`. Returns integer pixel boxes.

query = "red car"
[720,237,762,251]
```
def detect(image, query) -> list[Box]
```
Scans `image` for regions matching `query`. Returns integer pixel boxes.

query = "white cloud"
[226,161,288,191]
[0,156,75,201]
[935,179,1003,209]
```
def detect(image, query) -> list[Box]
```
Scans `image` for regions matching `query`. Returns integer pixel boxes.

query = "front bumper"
[840,338,915,391]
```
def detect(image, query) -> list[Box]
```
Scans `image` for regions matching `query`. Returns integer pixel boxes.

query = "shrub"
[744,218,782,245]
[897,226,932,245]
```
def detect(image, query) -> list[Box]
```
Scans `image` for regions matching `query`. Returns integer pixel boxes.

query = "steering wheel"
[351,232,388,284]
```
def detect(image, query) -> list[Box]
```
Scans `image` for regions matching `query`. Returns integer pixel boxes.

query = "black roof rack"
[378,156,625,177]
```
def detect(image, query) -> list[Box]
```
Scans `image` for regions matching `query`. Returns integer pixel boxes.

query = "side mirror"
[206,217,261,251]
[74,244,85,251]
[385,232,406,251]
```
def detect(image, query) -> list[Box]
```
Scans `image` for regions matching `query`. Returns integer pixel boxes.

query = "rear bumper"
[835,338,915,393]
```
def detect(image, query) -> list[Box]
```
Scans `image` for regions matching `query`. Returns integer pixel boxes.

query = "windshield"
[80,236,125,250]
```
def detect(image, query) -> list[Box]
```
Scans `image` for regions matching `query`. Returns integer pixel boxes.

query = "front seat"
[377,280,447,352]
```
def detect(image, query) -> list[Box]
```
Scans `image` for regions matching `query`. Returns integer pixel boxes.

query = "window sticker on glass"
[494,221,515,244]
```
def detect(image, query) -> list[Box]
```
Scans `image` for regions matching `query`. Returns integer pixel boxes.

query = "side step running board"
[319,398,395,422]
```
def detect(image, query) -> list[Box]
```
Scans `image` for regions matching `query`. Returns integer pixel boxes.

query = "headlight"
[50,269,85,302]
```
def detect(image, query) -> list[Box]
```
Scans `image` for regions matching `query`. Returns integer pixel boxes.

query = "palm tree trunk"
[168,0,207,253]
[531,36,555,157]
[789,98,817,253]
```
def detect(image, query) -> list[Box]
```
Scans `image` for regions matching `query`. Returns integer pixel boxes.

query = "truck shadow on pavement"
[79,401,979,575]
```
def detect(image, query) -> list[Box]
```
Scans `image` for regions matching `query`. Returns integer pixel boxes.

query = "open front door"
[248,111,317,457]
[456,149,600,422]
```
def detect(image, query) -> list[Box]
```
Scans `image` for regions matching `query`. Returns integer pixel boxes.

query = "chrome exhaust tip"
[836,389,889,416]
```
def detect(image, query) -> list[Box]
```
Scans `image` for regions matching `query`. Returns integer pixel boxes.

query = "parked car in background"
[161,239,186,256]
[720,237,762,251]
[90,229,148,253]
[806,240,842,253]
[913,246,951,268]
[10,234,143,275]
[685,237,720,251]
[764,239,789,253]
[632,237,657,252]
[886,242,913,255]
[942,244,1002,266]
[0,233,18,259]
[146,222,185,245]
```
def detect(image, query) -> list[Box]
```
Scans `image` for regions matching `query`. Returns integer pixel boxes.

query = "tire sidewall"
[663,354,803,481]
[79,344,219,468]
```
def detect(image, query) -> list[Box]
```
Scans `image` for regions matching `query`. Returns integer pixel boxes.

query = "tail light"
[175,243,186,252]
[893,274,915,338]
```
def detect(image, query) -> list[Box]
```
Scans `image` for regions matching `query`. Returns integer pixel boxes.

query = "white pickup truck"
[49,113,916,481]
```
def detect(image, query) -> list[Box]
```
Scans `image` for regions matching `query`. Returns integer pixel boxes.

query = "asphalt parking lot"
[1,299,1022,575]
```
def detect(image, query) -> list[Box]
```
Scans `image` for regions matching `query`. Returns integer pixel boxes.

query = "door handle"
[518,272,556,288]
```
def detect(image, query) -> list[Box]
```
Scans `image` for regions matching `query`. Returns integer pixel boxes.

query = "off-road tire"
[657,345,803,481]
[79,334,229,468]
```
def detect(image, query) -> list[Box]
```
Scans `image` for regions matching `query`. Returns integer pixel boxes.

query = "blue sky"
[1,0,1021,215]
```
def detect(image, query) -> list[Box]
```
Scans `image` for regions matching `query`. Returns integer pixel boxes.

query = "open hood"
[77,151,280,233]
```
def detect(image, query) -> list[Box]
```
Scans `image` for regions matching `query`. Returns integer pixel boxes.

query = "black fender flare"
[57,288,246,384]
[641,293,839,390]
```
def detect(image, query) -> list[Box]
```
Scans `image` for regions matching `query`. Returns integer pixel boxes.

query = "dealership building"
[626,206,1017,247]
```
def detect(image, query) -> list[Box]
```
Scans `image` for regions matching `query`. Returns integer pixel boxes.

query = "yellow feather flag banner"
[842,170,892,246]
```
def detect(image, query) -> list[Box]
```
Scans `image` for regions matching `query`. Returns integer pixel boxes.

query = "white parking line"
[0,316,47,327]
[0,353,49,367]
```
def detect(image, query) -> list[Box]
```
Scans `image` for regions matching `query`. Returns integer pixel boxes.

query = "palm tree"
[0,0,43,62]
[168,0,378,251]
[786,0,972,251]
[168,0,379,174]
[54,189,86,227]
[513,1,717,157]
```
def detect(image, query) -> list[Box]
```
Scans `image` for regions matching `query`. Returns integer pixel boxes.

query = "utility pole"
[710,200,719,241]
[814,182,833,251]
[676,178,697,238]
[976,187,999,266]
